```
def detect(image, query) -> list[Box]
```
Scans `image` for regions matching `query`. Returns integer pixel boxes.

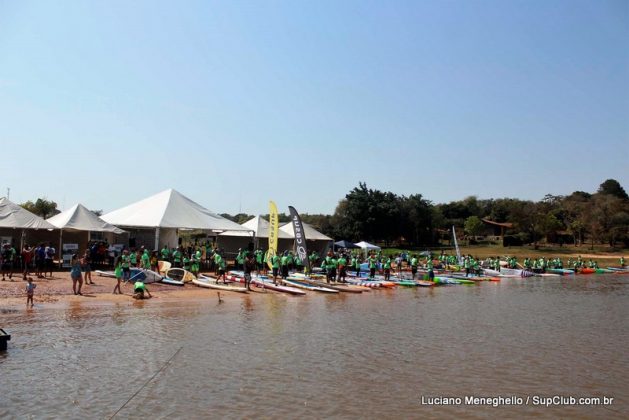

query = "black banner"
[288,206,310,273]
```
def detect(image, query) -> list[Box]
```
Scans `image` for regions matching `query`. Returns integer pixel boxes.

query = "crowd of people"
[8,239,626,306]
[1,242,57,281]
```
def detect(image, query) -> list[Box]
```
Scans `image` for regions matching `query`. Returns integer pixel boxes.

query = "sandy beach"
[0,270,250,308]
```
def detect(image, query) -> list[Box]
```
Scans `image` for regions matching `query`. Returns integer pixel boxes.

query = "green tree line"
[20,179,629,249]
[224,179,629,249]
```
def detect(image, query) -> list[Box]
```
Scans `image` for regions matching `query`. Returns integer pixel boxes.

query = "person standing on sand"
[34,243,45,278]
[26,277,36,307]
[22,244,34,280]
[190,251,199,278]
[129,248,138,268]
[1,244,13,281]
[172,247,182,268]
[82,250,93,285]
[150,251,158,272]
[44,242,55,278]
[160,245,170,263]
[113,257,122,294]
[121,249,131,283]
[70,255,83,295]
[141,249,150,270]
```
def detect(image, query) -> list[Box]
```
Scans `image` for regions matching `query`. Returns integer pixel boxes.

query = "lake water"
[1,275,628,419]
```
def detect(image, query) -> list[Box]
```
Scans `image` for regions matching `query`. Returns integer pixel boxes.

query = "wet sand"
[0,270,249,308]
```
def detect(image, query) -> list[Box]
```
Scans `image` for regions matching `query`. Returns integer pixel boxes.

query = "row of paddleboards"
[95,267,188,286]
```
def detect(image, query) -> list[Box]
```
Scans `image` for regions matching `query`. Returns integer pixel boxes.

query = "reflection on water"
[1,275,628,418]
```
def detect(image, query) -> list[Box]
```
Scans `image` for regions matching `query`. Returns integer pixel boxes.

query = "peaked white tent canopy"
[102,189,249,249]
[0,197,57,230]
[48,204,125,233]
[219,216,292,239]
[280,222,332,241]
[48,204,126,267]
[102,189,246,231]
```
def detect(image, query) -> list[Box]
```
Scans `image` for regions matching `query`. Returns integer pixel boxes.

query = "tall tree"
[464,216,484,244]
[598,179,628,200]
[20,198,60,219]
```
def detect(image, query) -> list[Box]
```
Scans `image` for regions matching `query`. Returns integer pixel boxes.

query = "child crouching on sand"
[26,278,36,307]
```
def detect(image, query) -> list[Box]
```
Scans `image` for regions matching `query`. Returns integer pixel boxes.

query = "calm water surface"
[1,275,628,419]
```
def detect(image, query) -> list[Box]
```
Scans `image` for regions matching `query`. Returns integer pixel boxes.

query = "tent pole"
[155,227,160,251]
[59,229,63,268]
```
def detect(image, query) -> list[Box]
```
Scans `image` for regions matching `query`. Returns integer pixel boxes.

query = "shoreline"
[0,271,259,310]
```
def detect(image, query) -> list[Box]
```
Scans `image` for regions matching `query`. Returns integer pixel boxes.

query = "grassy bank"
[382,244,627,263]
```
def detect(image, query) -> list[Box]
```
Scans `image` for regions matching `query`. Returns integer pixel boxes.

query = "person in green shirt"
[354,255,361,276]
[235,248,244,271]
[160,246,170,262]
[183,255,191,271]
[172,247,182,268]
[271,253,280,284]
[120,250,131,282]
[113,257,123,294]
[368,253,378,279]
[255,249,264,273]
[621,256,625,268]
[133,280,152,300]
[141,250,150,270]
[214,251,227,283]
[410,256,418,280]
[129,249,138,268]
[383,257,392,281]
[294,255,303,273]
[190,252,199,277]
[309,251,318,270]
[280,252,290,280]
[337,254,347,282]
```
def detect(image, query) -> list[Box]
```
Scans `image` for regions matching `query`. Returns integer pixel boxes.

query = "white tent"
[48,204,126,266]
[279,221,333,257]
[102,189,249,249]
[220,216,292,239]
[280,222,332,241]
[0,197,57,251]
[0,197,56,230]
[217,216,293,255]
[48,204,125,234]
[355,241,381,251]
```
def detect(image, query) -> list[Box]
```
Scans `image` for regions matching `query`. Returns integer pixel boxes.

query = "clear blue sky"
[1,0,627,216]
